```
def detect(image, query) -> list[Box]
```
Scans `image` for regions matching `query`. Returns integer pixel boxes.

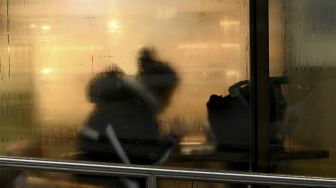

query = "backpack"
[206,76,288,149]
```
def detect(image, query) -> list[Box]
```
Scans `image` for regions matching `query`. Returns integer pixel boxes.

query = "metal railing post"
[147,174,158,188]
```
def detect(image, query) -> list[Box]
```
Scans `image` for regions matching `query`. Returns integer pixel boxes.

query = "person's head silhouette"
[137,47,179,111]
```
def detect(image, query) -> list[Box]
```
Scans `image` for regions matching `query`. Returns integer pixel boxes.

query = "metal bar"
[0,157,335,187]
[249,0,271,174]
[147,174,158,188]
[249,0,257,174]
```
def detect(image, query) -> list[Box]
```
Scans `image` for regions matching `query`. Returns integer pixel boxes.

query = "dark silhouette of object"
[207,76,288,149]
[80,67,170,163]
[77,48,179,187]
[137,47,179,111]
[206,77,287,188]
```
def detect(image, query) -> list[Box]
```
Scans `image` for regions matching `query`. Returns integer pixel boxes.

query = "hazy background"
[0,0,249,158]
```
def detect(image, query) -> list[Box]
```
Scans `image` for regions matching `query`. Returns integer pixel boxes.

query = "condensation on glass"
[269,0,336,178]
[0,0,250,177]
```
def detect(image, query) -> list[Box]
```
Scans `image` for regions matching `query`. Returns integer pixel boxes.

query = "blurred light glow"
[179,141,203,145]
[108,20,121,32]
[41,25,50,31]
[41,68,53,75]
[219,20,240,27]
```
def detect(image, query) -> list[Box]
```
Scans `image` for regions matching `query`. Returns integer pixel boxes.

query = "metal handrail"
[0,157,335,187]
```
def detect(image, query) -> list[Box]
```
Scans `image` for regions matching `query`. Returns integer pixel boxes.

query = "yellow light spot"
[41,68,53,75]
[41,25,50,31]
[108,20,121,32]
[179,141,203,146]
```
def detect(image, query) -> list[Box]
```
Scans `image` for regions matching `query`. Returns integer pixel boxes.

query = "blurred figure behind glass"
[77,47,179,187]
[137,47,179,111]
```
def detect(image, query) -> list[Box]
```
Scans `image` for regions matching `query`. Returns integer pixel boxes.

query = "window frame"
[0,0,336,187]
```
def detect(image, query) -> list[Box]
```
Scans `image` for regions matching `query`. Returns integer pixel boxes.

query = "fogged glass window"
[0,0,250,173]
[269,0,336,178]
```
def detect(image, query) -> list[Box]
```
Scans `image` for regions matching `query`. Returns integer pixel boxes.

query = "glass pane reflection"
[0,0,250,172]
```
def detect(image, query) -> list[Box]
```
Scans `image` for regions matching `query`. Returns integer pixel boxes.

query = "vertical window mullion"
[249,0,271,174]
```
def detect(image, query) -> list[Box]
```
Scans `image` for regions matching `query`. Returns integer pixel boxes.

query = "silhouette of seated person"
[77,47,179,187]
